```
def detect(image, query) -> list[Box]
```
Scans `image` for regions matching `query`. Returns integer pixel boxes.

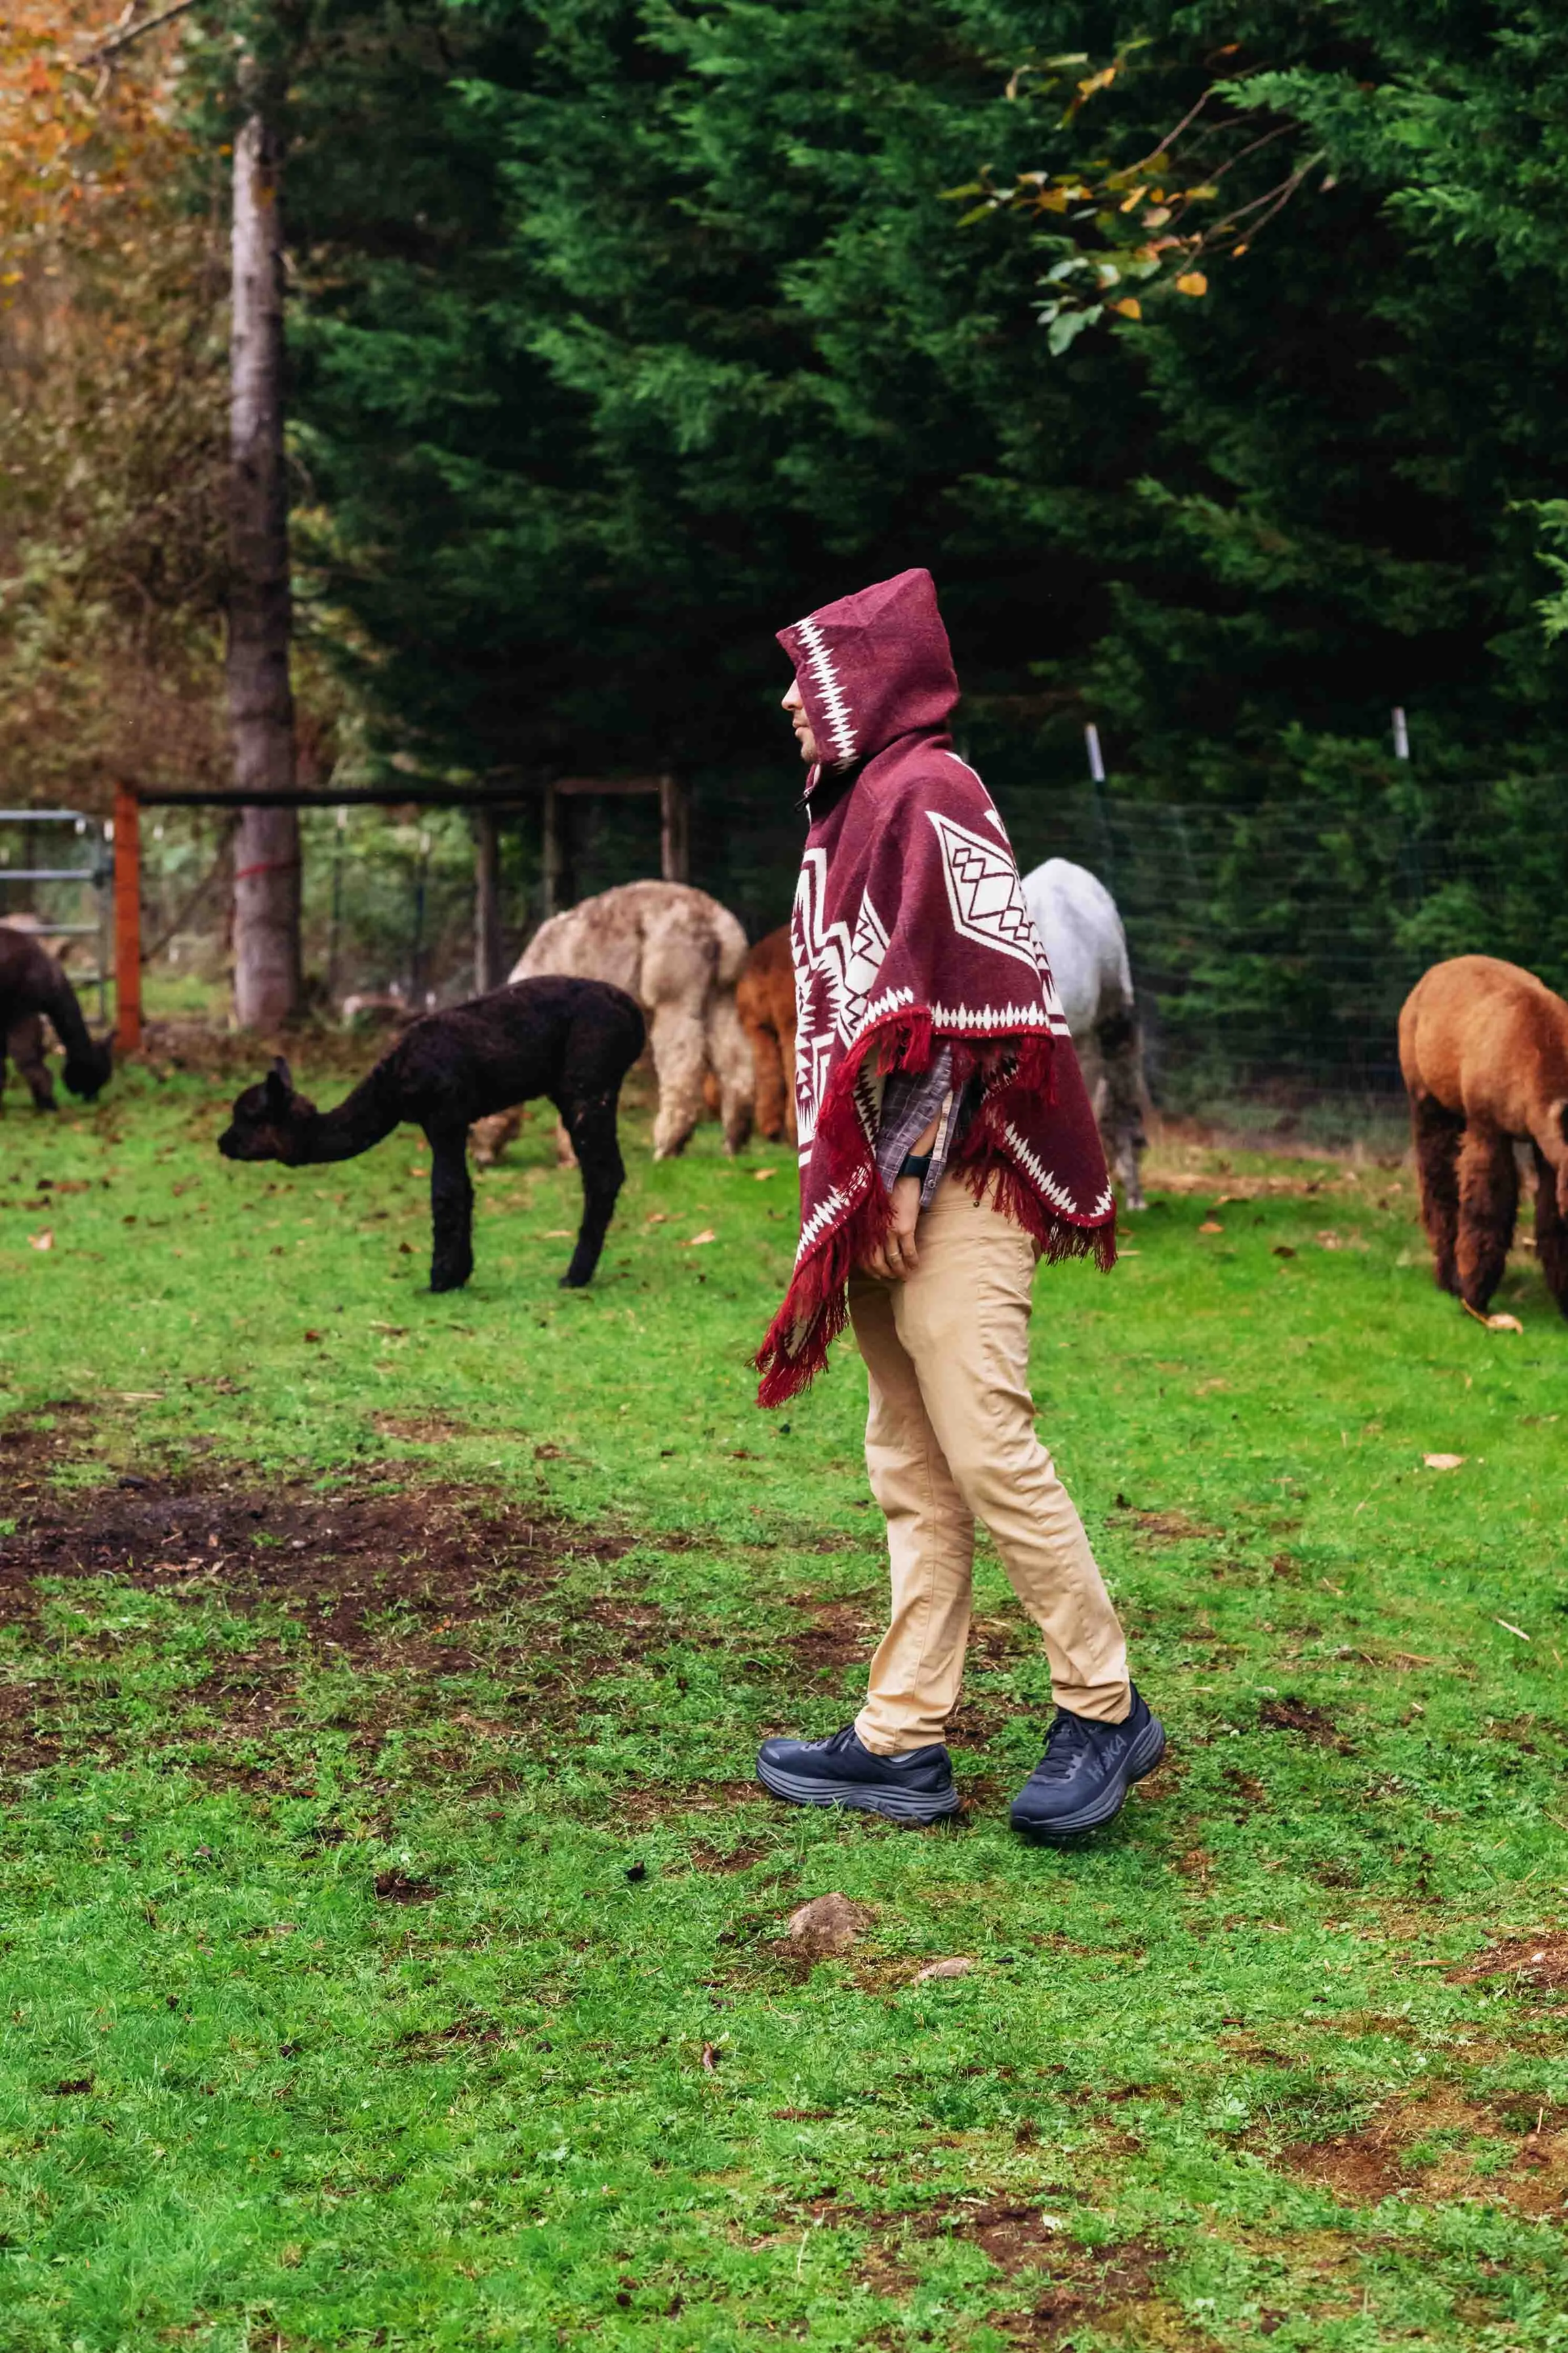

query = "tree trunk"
[229,91,300,1030]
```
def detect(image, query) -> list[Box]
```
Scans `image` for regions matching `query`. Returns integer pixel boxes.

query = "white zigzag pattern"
[792,614,858,765]
[929,998,1071,1037]
[794,1165,871,1265]
[792,849,891,1150]
[1002,1120,1115,1221]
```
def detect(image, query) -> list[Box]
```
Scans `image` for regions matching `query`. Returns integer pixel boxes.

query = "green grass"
[2,1054,1567,2351]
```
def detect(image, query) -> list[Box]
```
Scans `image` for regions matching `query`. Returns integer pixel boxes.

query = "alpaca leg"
[706,992,754,1155]
[648,1001,707,1160]
[781,1017,798,1146]
[1532,1146,1568,1319]
[469,1105,523,1168]
[7,1018,56,1112]
[747,1020,787,1143]
[1455,1122,1517,1314]
[426,1124,475,1292]
[1411,1093,1463,1294]
[556,1090,626,1288]
[1095,1010,1146,1212]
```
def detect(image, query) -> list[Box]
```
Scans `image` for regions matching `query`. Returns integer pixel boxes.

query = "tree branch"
[79,0,201,67]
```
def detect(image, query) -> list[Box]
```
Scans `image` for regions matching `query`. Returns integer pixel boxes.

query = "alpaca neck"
[294,1070,402,1163]
[38,968,95,1064]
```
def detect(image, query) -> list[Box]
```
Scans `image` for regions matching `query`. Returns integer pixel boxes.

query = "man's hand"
[862,1173,923,1281]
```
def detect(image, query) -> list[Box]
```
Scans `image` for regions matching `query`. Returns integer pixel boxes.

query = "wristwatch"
[897,1150,932,1182]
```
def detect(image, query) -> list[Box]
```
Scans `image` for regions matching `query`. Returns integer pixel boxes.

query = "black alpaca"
[218,976,645,1291]
[0,928,114,1111]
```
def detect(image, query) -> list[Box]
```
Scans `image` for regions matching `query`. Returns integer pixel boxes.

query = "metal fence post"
[113,783,143,1053]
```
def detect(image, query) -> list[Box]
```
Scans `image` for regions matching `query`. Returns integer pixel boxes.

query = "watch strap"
[897,1150,932,1182]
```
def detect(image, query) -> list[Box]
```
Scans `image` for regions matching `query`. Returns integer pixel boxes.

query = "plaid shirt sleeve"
[874,1045,974,1208]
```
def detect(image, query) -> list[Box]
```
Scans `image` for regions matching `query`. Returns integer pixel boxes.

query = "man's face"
[782,676,818,765]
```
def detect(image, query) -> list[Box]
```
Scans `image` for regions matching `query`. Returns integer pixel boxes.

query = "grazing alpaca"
[1021,858,1148,1210]
[218,977,644,1292]
[737,923,797,1145]
[472,880,753,1165]
[1399,954,1568,1318]
[0,923,113,1111]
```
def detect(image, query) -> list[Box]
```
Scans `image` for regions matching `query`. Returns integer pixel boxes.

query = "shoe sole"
[756,1758,962,1825]
[1010,1714,1167,1844]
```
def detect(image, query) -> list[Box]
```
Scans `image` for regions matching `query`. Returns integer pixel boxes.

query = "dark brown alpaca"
[0,926,113,1111]
[736,923,797,1145]
[1399,954,1568,1318]
[218,977,644,1292]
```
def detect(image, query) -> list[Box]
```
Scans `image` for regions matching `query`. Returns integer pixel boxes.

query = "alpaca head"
[63,1033,113,1103]
[218,1058,317,1164]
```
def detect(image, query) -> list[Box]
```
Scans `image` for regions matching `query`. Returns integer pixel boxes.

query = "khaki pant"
[848,1175,1130,1753]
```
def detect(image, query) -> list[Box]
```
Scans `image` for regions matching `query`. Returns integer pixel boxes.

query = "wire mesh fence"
[1004,779,1568,1131]
[123,773,1568,1140]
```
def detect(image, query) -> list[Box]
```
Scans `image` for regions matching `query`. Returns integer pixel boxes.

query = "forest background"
[3,0,1567,1086]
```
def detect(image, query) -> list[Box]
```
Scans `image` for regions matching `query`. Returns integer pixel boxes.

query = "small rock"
[913,1956,974,1983]
[786,1893,864,1954]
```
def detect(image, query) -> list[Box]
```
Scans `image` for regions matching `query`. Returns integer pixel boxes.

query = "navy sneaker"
[1009,1688,1166,1843]
[756,1724,961,1825]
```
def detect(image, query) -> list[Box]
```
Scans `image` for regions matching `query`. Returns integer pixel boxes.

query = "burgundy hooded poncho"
[755,567,1116,1408]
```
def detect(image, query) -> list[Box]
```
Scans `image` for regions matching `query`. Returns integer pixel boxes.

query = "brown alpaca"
[472,882,753,1164]
[736,923,797,1144]
[1398,954,1568,1318]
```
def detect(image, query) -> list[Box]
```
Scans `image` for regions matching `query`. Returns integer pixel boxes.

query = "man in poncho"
[754,568,1163,1841]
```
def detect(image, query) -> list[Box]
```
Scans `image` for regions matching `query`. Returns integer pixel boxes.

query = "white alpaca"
[1022,857,1148,1210]
[472,881,752,1164]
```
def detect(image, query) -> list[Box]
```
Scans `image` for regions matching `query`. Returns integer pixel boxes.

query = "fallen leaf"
[700,2041,720,2072]
[27,1229,53,1251]
[687,1228,717,1246]
[1197,1220,1223,1234]
[1495,1617,1531,1643]
[1423,1453,1464,1471]
[118,1391,163,1402]
[645,1212,669,1224]
[624,1861,648,1883]
[753,1168,777,1181]
[1316,1230,1343,1250]
[786,1893,864,1954]
[541,1229,573,1239]
[303,1330,323,1343]
[913,1956,974,1983]
[1463,1302,1523,1333]
[1272,1244,1296,1259]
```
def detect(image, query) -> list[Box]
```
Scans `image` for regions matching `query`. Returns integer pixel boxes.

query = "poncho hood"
[757,570,1116,1408]
[778,567,959,782]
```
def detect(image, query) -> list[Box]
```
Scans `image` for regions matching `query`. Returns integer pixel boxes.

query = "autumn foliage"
[0,1,228,808]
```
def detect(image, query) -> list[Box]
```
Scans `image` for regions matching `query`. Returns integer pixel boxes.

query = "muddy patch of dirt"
[0,1418,634,1771]
[992,2235,1170,2345]
[1449,1933,1568,1989]
[371,1413,476,1445]
[1258,1695,1351,1751]
[1111,1506,1225,1543]
[685,1839,774,1874]
[1280,2090,1568,2213]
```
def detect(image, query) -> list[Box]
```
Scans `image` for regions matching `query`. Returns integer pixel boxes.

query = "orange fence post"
[113,782,143,1054]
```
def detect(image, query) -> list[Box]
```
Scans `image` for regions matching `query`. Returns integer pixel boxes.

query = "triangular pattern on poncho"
[756,568,1116,1407]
